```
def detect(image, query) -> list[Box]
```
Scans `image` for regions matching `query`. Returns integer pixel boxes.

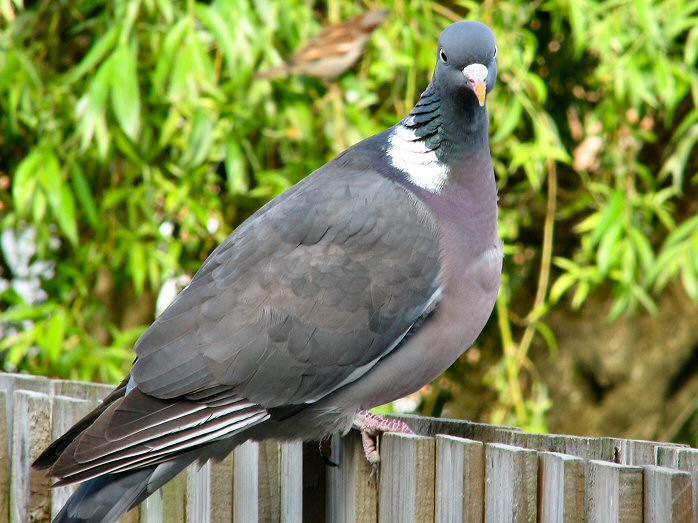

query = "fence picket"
[434,435,484,523]
[11,390,52,523]
[48,396,93,520]
[644,465,694,522]
[538,451,585,523]
[379,433,435,523]
[585,460,644,523]
[484,443,538,523]
[326,430,377,523]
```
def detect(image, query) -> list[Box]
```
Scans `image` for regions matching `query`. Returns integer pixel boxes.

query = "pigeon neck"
[415,82,490,157]
[385,82,490,194]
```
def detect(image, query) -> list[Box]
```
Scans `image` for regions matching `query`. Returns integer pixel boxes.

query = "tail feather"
[52,455,193,523]
[34,376,130,471]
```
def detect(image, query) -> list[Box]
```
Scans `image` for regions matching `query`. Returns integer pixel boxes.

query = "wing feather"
[132,155,441,408]
[49,388,268,484]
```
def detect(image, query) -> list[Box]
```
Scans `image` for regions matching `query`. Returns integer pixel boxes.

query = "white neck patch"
[386,118,449,193]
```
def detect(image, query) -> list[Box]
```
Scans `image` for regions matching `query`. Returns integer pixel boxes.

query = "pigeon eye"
[493,46,498,59]
[439,49,448,63]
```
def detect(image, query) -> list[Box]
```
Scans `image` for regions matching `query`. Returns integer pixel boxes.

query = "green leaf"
[155,0,175,22]
[195,4,238,77]
[153,18,189,95]
[43,311,66,363]
[224,139,249,195]
[12,149,43,214]
[550,273,578,303]
[681,255,698,299]
[533,321,557,353]
[597,221,623,275]
[628,227,654,272]
[63,26,120,84]
[663,214,698,246]
[57,184,79,245]
[70,164,100,230]
[32,191,48,222]
[37,149,63,220]
[180,110,214,168]
[588,190,624,247]
[110,42,141,141]
[571,280,591,309]
[128,242,147,295]
[78,57,113,156]
[685,25,698,65]
[492,97,523,143]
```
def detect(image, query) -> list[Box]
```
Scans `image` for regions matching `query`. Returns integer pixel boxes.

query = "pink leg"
[353,410,415,465]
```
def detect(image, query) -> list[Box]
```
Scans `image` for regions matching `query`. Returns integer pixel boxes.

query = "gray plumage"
[35,20,501,523]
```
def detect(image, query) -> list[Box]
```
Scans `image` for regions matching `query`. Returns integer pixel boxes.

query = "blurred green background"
[1,0,697,445]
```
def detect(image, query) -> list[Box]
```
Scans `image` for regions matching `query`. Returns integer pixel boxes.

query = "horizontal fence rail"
[1,372,696,522]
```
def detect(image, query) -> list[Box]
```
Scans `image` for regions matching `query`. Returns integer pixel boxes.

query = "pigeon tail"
[52,455,193,523]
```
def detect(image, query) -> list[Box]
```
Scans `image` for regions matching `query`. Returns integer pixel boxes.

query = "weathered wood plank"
[538,452,585,523]
[187,460,212,523]
[186,455,235,523]
[644,465,694,523]
[379,433,435,523]
[10,390,52,523]
[395,414,521,444]
[326,431,377,523]
[230,440,291,523]
[120,506,140,523]
[160,468,187,523]
[141,486,165,523]
[259,440,281,522]
[656,447,698,523]
[279,441,303,523]
[0,390,8,523]
[49,379,112,403]
[585,460,643,523]
[434,435,484,523]
[482,429,616,462]
[484,443,538,523]
[48,396,94,520]
[0,373,50,396]
[210,454,235,523]
[614,438,684,466]
[0,373,51,479]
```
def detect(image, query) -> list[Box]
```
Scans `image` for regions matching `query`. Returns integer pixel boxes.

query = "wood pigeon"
[34,20,501,522]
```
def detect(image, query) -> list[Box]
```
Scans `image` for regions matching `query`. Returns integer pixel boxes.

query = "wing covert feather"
[133,160,441,407]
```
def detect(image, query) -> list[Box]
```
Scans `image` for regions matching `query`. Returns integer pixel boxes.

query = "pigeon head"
[435,21,497,108]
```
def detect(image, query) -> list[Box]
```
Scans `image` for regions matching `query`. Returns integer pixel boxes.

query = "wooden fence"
[1,371,696,522]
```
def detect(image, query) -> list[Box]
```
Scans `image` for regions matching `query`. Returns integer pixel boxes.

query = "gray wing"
[131,158,441,407]
[44,155,442,483]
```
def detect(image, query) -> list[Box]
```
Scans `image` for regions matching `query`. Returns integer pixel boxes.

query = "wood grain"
[379,433,435,523]
[484,443,538,523]
[538,451,585,523]
[435,435,484,523]
[585,460,643,523]
[644,465,694,523]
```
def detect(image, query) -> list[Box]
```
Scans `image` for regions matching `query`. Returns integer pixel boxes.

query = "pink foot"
[352,411,415,465]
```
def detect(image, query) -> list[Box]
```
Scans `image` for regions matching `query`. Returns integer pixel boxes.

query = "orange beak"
[473,81,487,107]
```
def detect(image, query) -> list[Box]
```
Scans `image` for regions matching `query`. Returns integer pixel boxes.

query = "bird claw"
[352,410,415,466]
[319,435,338,467]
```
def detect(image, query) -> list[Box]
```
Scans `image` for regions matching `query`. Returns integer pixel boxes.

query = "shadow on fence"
[1,372,696,522]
